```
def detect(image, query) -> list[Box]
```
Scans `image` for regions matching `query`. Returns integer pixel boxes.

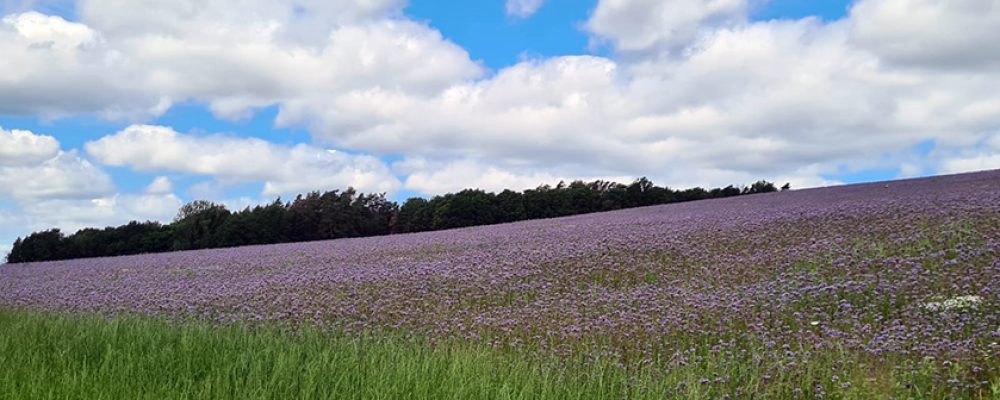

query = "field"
[2,171,999,399]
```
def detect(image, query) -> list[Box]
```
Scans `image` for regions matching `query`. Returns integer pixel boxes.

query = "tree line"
[4,178,784,264]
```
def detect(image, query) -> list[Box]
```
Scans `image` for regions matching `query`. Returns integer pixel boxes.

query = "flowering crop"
[2,171,999,389]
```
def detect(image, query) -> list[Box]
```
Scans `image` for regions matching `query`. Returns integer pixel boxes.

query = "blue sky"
[1,0,999,256]
[751,0,852,21]
[407,0,598,70]
[406,1,854,71]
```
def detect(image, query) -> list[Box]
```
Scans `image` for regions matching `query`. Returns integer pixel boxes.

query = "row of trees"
[395,179,781,233]
[5,178,783,264]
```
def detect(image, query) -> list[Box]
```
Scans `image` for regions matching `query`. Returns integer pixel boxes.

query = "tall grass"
[0,309,647,400]
[0,310,996,399]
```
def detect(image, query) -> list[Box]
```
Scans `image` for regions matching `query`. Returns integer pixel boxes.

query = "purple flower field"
[3,171,999,384]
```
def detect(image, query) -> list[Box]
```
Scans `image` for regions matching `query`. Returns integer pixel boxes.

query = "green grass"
[0,309,648,400]
[1,309,997,399]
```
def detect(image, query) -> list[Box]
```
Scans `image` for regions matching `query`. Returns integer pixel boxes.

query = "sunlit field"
[2,170,999,399]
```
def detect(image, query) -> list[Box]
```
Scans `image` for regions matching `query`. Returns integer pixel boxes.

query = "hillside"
[2,170,999,398]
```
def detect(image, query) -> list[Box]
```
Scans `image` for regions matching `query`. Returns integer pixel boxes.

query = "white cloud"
[0,126,59,166]
[0,12,166,119]
[0,150,114,201]
[0,1,481,120]
[939,132,1000,174]
[276,56,625,162]
[394,157,838,195]
[0,153,180,261]
[116,193,184,222]
[506,0,546,18]
[849,0,1000,70]
[0,192,183,262]
[940,154,1000,175]
[280,4,1000,189]
[145,176,172,194]
[898,162,924,178]
[2,0,1000,194]
[0,208,23,260]
[273,25,887,183]
[586,0,748,55]
[400,158,571,195]
[77,0,406,40]
[14,193,182,233]
[85,125,401,197]
[0,124,187,259]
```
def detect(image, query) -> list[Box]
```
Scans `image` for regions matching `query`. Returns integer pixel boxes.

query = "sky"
[1,0,1000,258]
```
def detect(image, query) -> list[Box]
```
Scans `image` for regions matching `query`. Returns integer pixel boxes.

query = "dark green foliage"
[495,189,526,223]
[709,185,742,198]
[5,179,780,263]
[287,192,323,242]
[171,202,231,251]
[216,200,288,247]
[431,190,500,230]
[743,180,779,194]
[522,185,561,219]
[395,198,433,233]
[6,230,65,264]
[625,177,658,207]
[5,223,174,264]
[285,189,396,241]
[349,191,397,238]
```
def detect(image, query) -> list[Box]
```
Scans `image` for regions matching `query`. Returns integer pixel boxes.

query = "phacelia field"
[2,171,999,396]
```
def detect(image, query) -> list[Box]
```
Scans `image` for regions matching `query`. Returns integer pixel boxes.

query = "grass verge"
[0,309,996,399]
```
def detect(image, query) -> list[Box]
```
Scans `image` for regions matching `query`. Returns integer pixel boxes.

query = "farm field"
[2,170,999,399]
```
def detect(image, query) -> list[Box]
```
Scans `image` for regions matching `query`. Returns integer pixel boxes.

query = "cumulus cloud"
[586,0,748,55]
[940,154,1000,174]
[77,0,406,40]
[0,193,181,255]
[272,24,908,185]
[506,0,546,18]
[2,0,1000,195]
[0,0,482,121]
[145,176,173,195]
[0,12,168,119]
[282,1,1000,189]
[849,0,1000,70]
[398,158,586,195]
[0,126,182,257]
[393,156,836,195]
[276,56,626,163]
[0,208,22,258]
[0,150,114,200]
[0,126,59,165]
[939,133,1000,174]
[13,193,182,234]
[85,125,401,197]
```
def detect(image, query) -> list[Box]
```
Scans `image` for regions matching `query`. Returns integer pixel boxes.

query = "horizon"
[3,0,1000,257]
[5,167,997,263]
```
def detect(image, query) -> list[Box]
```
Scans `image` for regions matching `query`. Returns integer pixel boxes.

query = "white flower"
[924,295,983,312]
[810,321,820,326]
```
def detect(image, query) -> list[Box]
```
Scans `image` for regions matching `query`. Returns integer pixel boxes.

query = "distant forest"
[5,178,784,264]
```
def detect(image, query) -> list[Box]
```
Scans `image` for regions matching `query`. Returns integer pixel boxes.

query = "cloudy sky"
[2,0,1000,257]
